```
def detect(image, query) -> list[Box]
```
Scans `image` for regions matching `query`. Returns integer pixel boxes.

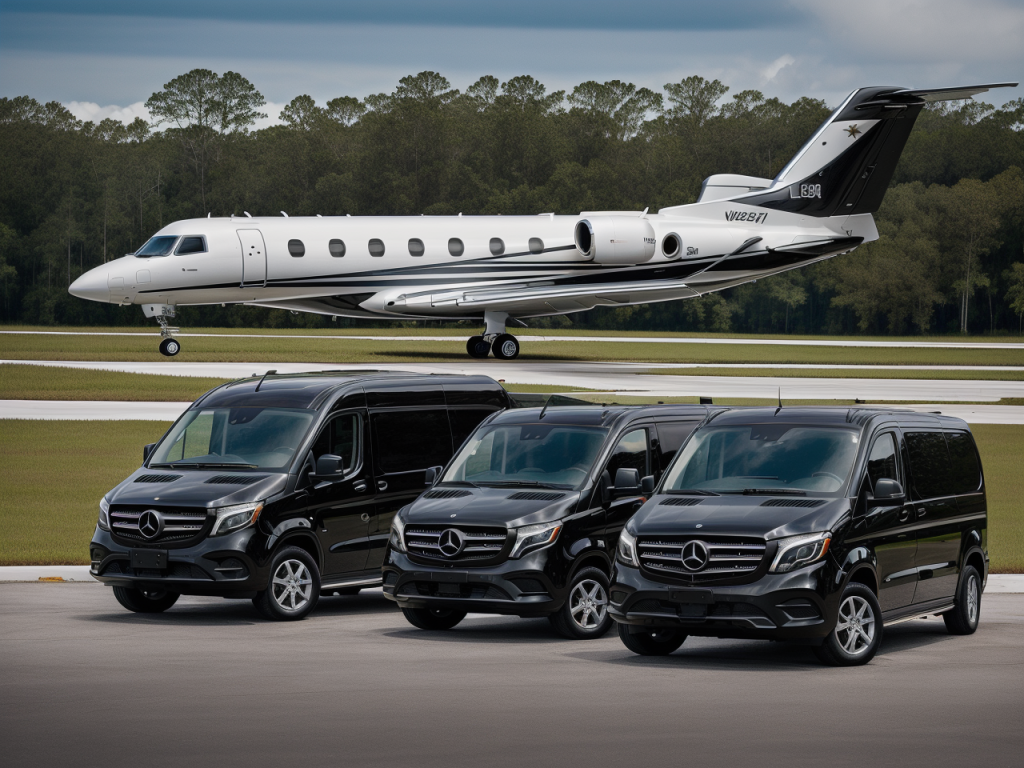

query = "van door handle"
[898,509,910,523]
[377,480,388,491]
[360,512,370,522]
[353,481,367,493]
[917,507,927,518]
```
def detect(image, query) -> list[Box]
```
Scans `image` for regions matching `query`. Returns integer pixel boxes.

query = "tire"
[617,623,687,656]
[943,565,982,635]
[814,583,883,666]
[401,606,467,630]
[159,338,180,357]
[252,546,321,621]
[548,566,613,640]
[112,586,180,613]
[491,333,520,360]
[466,336,490,359]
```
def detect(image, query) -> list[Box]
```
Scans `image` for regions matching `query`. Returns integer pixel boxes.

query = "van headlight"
[617,526,638,567]
[210,501,264,536]
[770,531,832,573]
[510,520,562,559]
[390,514,407,553]
[98,497,110,531]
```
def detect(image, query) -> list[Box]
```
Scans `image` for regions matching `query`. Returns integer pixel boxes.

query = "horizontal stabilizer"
[891,82,1018,103]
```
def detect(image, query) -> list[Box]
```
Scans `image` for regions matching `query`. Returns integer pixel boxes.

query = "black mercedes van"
[90,371,509,620]
[610,407,988,665]
[382,405,715,638]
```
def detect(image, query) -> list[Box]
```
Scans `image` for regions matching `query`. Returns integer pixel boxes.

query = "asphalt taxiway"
[1,583,1021,768]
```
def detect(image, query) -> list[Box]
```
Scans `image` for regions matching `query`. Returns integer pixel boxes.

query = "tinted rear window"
[945,431,982,495]
[371,410,452,473]
[904,431,954,499]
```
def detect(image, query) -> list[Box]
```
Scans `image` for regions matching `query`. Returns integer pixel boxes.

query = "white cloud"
[760,54,795,85]
[65,100,150,125]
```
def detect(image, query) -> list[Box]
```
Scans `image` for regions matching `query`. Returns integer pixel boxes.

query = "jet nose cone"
[69,268,109,303]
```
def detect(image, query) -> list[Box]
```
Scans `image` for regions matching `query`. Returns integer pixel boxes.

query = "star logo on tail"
[845,124,862,138]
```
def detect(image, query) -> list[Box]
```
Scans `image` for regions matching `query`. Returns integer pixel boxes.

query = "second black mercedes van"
[382,405,716,639]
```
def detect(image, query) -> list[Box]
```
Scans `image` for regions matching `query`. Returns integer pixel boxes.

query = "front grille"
[659,497,703,507]
[760,498,826,508]
[135,474,181,483]
[507,491,564,501]
[405,524,510,565]
[637,534,768,585]
[205,474,268,485]
[108,506,211,548]
[422,489,472,499]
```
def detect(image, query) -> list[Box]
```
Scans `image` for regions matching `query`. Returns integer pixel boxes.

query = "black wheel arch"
[273,531,323,573]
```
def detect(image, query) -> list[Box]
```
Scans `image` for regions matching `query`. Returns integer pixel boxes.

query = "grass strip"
[647,367,1024,380]
[0,364,230,401]
[2,332,1023,366]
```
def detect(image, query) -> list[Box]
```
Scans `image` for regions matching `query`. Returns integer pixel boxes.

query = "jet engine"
[574,217,656,264]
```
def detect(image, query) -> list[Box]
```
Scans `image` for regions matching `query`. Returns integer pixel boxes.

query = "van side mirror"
[314,454,344,478]
[612,468,641,498]
[425,465,443,486]
[870,478,905,504]
[641,475,655,495]
[143,443,156,462]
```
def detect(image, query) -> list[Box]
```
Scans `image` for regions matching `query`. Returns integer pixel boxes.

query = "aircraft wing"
[891,82,1018,102]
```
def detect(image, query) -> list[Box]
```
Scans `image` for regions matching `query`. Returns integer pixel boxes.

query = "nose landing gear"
[143,304,181,357]
[465,312,522,360]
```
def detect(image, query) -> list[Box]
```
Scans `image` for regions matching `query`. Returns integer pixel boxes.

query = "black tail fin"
[739,82,1017,218]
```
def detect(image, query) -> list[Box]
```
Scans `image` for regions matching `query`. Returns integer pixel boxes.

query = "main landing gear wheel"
[159,338,181,357]
[466,335,491,359]
[491,333,520,360]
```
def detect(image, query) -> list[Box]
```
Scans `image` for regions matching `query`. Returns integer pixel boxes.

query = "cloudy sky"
[2,0,1022,127]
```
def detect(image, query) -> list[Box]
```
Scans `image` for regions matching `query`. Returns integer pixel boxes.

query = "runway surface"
[5,359,1024,407]
[1,583,1021,768]
[5,329,1024,349]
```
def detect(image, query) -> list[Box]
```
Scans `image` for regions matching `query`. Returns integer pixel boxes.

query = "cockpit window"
[135,236,178,257]
[175,236,207,255]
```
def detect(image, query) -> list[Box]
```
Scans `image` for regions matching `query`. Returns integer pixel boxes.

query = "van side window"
[655,422,696,469]
[904,431,954,500]
[865,433,899,492]
[449,409,497,449]
[309,413,361,473]
[606,428,649,479]
[945,431,982,495]
[372,410,453,473]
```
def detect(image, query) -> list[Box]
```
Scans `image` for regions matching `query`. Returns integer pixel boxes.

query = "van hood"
[630,494,851,540]
[107,467,288,508]
[404,485,582,529]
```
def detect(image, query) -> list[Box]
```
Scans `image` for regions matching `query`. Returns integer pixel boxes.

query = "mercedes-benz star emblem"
[138,509,163,539]
[438,528,464,558]
[681,540,709,572]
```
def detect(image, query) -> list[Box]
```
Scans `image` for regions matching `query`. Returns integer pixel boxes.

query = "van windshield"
[149,407,316,470]
[663,425,859,495]
[442,424,608,490]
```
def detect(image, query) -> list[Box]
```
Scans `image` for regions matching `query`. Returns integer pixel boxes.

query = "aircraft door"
[237,229,267,287]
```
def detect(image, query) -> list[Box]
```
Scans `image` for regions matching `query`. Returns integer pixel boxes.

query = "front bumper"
[383,548,564,617]
[89,527,267,597]
[610,561,837,641]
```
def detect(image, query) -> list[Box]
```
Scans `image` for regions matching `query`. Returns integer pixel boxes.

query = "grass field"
[3,327,1024,367]
[0,364,231,401]
[1,419,1020,572]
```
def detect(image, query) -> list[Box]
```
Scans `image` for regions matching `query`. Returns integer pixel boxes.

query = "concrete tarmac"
[1,583,1021,768]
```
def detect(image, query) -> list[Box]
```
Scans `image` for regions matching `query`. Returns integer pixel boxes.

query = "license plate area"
[676,604,708,619]
[131,549,168,570]
[669,589,713,604]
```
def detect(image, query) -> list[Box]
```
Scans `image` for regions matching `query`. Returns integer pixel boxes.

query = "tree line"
[1,68,1023,334]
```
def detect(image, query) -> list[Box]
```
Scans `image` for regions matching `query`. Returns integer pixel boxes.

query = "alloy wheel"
[967,573,979,624]
[835,594,876,656]
[569,579,608,630]
[272,559,313,612]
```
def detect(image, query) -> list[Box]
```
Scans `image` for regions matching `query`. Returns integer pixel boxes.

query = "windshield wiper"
[741,488,807,496]
[440,480,479,488]
[151,461,259,469]
[665,489,721,496]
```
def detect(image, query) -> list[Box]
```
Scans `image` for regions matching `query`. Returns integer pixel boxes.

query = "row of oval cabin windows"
[286,237,546,258]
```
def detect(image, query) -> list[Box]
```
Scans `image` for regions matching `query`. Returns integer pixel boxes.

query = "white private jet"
[70,82,1016,359]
